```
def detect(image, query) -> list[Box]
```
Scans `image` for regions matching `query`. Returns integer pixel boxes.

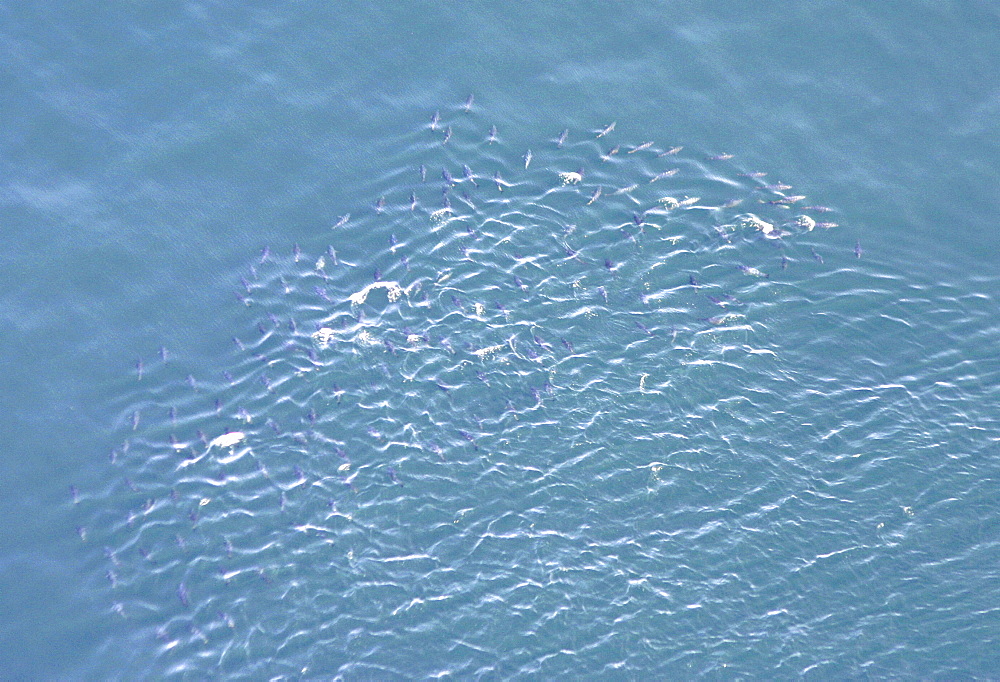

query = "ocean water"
[2,1,999,679]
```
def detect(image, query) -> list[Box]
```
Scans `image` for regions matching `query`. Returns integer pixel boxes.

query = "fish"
[430,111,440,130]
[463,94,474,112]
[208,432,245,450]
[658,146,683,156]
[375,196,385,214]
[494,171,505,192]
[768,195,807,205]
[488,125,498,143]
[629,141,654,154]
[523,149,533,169]
[707,153,734,161]
[854,240,863,258]
[738,265,768,278]
[587,186,602,205]
[463,164,478,186]
[442,168,454,185]
[811,247,824,264]
[419,164,426,182]
[650,168,678,183]
[442,126,452,145]
[410,192,417,211]
[136,359,143,381]
[556,128,568,148]
[596,121,616,137]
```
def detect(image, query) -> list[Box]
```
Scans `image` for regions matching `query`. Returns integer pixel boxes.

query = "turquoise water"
[2,2,999,678]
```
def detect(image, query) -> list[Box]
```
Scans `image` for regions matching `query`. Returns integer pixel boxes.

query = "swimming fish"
[738,265,768,278]
[649,168,678,183]
[208,431,245,450]
[556,129,568,148]
[463,164,477,186]
[523,149,533,169]
[628,141,654,154]
[596,121,616,138]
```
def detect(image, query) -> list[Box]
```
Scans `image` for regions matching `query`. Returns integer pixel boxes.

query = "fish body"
[650,168,678,183]
[208,431,245,450]
[738,265,768,278]
[629,141,654,154]
[463,164,477,186]
[597,121,616,137]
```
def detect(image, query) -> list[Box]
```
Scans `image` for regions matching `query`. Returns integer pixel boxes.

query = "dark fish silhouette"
[463,164,477,186]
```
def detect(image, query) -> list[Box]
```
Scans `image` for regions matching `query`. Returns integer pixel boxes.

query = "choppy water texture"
[70,105,998,678]
[5,1,1000,679]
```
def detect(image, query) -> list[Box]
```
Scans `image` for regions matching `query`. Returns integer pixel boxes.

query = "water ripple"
[74,104,1000,677]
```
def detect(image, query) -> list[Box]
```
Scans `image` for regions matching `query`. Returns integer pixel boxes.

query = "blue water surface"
[2,1,999,679]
